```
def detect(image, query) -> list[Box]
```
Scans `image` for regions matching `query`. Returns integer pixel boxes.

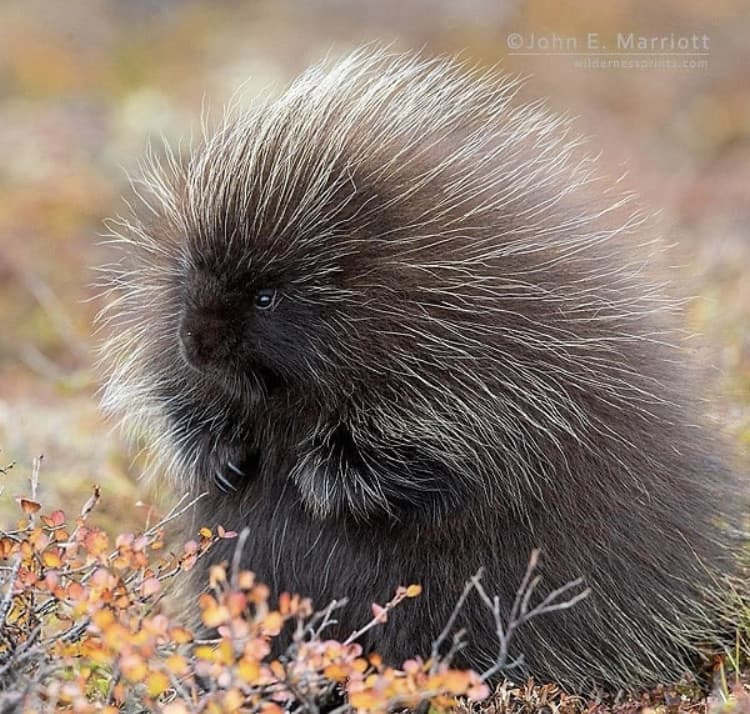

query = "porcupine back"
[98,49,743,690]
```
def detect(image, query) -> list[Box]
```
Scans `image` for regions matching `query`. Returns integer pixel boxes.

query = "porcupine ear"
[290,422,471,524]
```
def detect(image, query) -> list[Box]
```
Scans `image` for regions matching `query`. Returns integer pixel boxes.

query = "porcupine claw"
[227,460,244,476]
[213,468,236,494]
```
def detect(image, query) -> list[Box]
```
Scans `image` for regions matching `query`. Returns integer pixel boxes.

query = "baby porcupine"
[98,49,743,690]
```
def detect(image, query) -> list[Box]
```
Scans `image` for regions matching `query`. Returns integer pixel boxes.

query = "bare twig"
[429,570,481,673]
[303,598,348,642]
[0,558,21,629]
[343,587,410,646]
[144,491,207,536]
[425,551,590,687]
[230,527,251,587]
[26,456,43,527]
[473,550,591,683]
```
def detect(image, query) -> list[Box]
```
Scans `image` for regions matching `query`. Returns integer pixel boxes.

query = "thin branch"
[230,527,251,588]
[429,569,482,673]
[0,558,21,628]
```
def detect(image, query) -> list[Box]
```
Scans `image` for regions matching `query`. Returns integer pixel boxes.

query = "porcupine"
[97,49,743,691]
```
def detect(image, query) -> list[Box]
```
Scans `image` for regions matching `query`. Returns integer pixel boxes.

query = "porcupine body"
[98,50,742,690]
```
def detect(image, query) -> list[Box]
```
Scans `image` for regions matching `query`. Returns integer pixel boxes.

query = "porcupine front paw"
[291,424,388,521]
[291,423,466,524]
[194,436,260,496]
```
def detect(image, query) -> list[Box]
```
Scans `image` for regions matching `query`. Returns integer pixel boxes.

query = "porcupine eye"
[254,288,276,310]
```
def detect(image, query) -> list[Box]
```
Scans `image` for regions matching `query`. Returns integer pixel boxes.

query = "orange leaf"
[42,510,66,527]
[249,583,270,604]
[209,564,226,586]
[324,663,349,682]
[349,691,381,710]
[146,671,170,697]
[352,658,369,674]
[371,603,388,623]
[261,611,284,636]
[169,627,193,644]
[440,669,472,694]
[226,591,247,617]
[41,549,63,569]
[120,653,147,682]
[67,581,85,601]
[0,538,16,558]
[270,660,285,679]
[202,604,231,628]
[18,498,42,515]
[222,689,244,710]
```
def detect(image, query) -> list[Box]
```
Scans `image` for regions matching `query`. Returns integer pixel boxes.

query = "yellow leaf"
[80,639,110,665]
[261,611,284,635]
[405,584,422,598]
[165,654,189,676]
[215,639,234,666]
[146,671,170,697]
[194,645,216,661]
[237,658,261,683]
[201,604,231,629]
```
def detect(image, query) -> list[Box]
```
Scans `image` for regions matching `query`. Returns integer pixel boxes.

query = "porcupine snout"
[178,312,230,372]
[177,278,244,374]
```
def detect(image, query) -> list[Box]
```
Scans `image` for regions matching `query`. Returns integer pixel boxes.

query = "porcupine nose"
[179,314,226,371]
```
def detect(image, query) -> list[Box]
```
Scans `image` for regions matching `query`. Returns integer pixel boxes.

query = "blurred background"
[0,0,748,530]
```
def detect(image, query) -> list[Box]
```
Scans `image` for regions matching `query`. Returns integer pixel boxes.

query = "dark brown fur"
[99,50,743,691]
